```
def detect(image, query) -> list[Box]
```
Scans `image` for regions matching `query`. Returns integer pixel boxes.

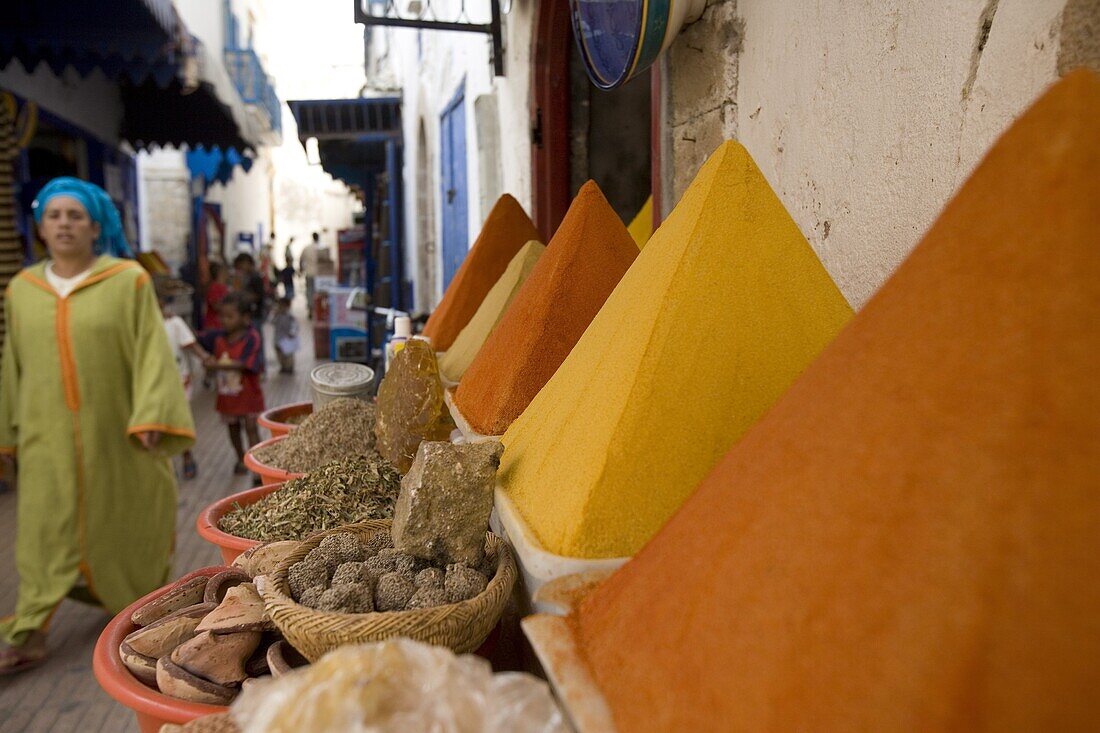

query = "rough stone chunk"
[444,563,489,603]
[304,546,341,573]
[391,441,504,567]
[288,559,330,600]
[317,583,374,613]
[374,572,417,612]
[318,533,366,565]
[373,339,457,473]
[364,553,399,577]
[365,531,394,555]
[298,585,326,608]
[414,567,445,589]
[406,586,449,609]
[376,548,420,575]
[331,561,377,589]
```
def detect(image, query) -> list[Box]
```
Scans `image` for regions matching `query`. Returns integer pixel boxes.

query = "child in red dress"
[202,293,266,476]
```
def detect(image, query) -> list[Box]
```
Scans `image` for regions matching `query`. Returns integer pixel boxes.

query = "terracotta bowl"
[243,435,305,485]
[93,567,231,733]
[196,483,283,564]
[257,401,312,438]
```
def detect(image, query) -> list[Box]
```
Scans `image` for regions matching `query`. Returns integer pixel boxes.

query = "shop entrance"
[532,0,652,240]
[416,121,439,312]
[439,84,468,290]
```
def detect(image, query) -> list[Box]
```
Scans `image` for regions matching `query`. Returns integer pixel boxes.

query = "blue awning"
[0,1,258,152]
[288,97,402,140]
[186,146,253,188]
[288,97,402,191]
[0,0,183,88]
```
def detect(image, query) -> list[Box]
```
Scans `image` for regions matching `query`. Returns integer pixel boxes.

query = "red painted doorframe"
[531,0,661,239]
[530,0,572,242]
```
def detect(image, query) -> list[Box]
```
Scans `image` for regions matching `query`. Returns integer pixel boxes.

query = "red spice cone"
[454,181,638,435]
[571,69,1100,732]
[422,194,540,351]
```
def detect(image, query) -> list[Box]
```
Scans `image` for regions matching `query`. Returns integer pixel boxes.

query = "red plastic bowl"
[243,435,306,485]
[196,483,284,564]
[93,567,232,733]
[258,401,312,438]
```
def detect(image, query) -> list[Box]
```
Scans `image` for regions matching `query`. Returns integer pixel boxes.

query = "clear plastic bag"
[230,639,572,733]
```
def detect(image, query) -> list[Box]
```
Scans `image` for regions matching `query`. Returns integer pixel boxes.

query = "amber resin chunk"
[374,339,457,473]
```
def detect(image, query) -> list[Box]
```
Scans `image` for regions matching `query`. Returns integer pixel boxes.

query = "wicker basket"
[260,520,517,662]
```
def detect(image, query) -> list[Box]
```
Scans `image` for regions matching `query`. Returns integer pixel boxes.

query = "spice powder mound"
[218,454,403,542]
[422,194,540,351]
[499,141,852,559]
[253,397,376,473]
[439,240,545,383]
[571,71,1100,733]
[453,181,638,436]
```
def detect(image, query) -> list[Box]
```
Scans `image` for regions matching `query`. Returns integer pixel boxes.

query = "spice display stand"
[492,487,629,615]
[438,352,459,389]
[196,482,283,564]
[243,435,307,485]
[523,615,615,733]
[443,389,499,444]
[93,567,231,733]
[258,401,313,438]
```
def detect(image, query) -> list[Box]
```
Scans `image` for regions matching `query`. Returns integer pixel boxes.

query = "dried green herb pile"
[254,397,377,472]
[284,411,309,426]
[219,455,402,542]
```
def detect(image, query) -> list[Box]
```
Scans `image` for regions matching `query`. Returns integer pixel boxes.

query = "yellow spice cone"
[626,195,653,248]
[440,240,545,382]
[499,140,854,559]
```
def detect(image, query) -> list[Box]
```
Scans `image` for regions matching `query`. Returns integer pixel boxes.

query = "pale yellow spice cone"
[439,240,545,383]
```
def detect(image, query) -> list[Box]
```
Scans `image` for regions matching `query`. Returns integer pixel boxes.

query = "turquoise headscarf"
[32,177,133,258]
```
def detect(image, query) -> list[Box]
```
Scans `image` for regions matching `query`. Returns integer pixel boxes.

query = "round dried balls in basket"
[258,520,517,661]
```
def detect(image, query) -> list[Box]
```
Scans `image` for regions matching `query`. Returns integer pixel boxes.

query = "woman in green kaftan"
[0,178,194,673]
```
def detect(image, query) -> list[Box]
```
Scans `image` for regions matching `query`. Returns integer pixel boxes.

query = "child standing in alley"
[202,292,266,477]
[160,294,211,479]
[272,297,299,374]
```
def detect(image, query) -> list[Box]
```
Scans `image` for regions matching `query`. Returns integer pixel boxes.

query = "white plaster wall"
[382,0,535,312]
[176,0,227,55]
[666,0,1089,308]
[205,148,275,252]
[137,148,192,272]
[272,108,359,269]
[0,63,122,144]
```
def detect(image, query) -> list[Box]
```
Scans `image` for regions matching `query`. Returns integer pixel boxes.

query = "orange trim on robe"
[127,424,197,439]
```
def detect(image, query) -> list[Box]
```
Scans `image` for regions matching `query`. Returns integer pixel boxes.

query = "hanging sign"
[571,0,706,90]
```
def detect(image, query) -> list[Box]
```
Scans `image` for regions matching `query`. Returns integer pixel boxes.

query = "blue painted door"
[440,85,468,290]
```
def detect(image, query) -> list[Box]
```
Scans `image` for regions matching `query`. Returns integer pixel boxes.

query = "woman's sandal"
[0,632,47,676]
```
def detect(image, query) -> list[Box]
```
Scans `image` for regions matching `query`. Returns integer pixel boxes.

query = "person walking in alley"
[204,261,230,330]
[280,237,296,300]
[233,252,268,326]
[300,231,321,319]
[159,293,212,480]
[0,177,194,674]
[202,292,266,477]
[272,297,299,374]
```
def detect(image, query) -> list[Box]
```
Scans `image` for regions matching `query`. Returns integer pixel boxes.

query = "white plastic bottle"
[384,316,412,370]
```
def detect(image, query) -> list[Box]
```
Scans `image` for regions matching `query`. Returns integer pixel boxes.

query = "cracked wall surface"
[663,0,1097,308]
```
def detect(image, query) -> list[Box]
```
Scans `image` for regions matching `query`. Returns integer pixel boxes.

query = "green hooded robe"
[0,256,195,644]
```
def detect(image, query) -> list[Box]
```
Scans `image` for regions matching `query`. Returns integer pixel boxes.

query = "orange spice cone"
[568,69,1100,732]
[453,181,638,435]
[499,140,852,560]
[422,194,540,351]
